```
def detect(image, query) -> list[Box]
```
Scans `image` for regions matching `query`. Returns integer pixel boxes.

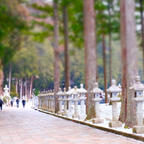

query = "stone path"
[0,106,143,144]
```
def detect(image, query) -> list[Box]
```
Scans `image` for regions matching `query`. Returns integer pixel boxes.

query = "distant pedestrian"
[10,99,14,107]
[0,98,4,110]
[16,98,19,108]
[22,99,26,108]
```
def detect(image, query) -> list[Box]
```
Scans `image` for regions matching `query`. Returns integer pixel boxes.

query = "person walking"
[16,98,19,108]
[0,98,4,110]
[22,99,26,108]
[10,99,14,107]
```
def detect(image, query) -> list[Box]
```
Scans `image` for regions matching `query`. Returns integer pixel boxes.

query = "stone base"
[109,120,122,128]
[58,111,63,115]
[133,126,144,134]
[67,112,72,118]
[62,112,67,116]
[92,118,104,124]
[72,114,79,119]
[79,115,87,121]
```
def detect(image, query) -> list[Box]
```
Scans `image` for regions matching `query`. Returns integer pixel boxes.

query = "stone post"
[67,87,73,118]
[57,88,63,115]
[132,75,144,134]
[47,91,50,111]
[50,91,53,112]
[51,90,55,113]
[63,88,67,116]
[107,79,122,127]
[91,82,104,123]
[78,84,87,120]
[72,86,79,119]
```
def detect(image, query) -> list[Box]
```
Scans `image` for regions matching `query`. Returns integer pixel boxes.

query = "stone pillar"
[73,100,79,119]
[62,88,67,116]
[80,98,86,120]
[112,101,119,121]
[91,83,104,123]
[66,87,73,118]
[72,86,79,119]
[107,79,122,128]
[132,75,144,134]
[59,100,63,114]
[57,88,63,115]
[78,84,87,120]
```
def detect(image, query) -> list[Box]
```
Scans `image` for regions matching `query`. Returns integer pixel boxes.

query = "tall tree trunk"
[8,63,12,92]
[15,78,18,94]
[119,0,138,127]
[29,76,34,99]
[102,35,108,103]
[84,0,97,120]
[139,0,144,79]
[22,82,25,98]
[20,79,23,99]
[63,5,70,91]
[25,79,28,99]
[0,59,4,95]
[53,0,60,113]
[108,0,112,85]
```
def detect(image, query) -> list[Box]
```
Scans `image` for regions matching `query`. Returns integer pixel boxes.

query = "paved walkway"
[0,107,143,144]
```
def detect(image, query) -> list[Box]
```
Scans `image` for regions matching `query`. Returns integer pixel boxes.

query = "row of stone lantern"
[37,75,144,134]
[57,84,87,120]
[38,90,55,113]
[38,81,123,123]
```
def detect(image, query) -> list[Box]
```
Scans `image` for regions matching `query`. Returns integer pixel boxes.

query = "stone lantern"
[67,87,73,118]
[57,88,64,115]
[49,90,53,112]
[63,88,68,116]
[91,82,104,123]
[78,84,87,120]
[132,75,144,134]
[72,86,79,119]
[107,79,122,127]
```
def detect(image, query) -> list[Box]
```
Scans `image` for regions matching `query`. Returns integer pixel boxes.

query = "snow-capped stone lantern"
[72,86,79,119]
[91,82,104,123]
[78,84,87,120]
[132,75,144,134]
[107,79,122,127]
[57,88,64,115]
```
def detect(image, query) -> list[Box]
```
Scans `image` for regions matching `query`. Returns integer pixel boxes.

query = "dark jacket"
[22,100,26,105]
[16,99,19,104]
[0,99,4,106]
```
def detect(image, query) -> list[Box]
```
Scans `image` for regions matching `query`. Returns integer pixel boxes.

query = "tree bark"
[63,5,70,91]
[119,0,138,127]
[84,0,97,119]
[29,76,34,99]
[25,79,28,99]
[53,0,60,113]
[15,78,18,94]
[102,35,108,103]
[20,79,23,99]
[108,0,112,85]
[0,59,4,95]
[139,0,144,79]
[8,63,12,92]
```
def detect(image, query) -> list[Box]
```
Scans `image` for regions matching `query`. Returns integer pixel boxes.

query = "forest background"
[0,0,143,98]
